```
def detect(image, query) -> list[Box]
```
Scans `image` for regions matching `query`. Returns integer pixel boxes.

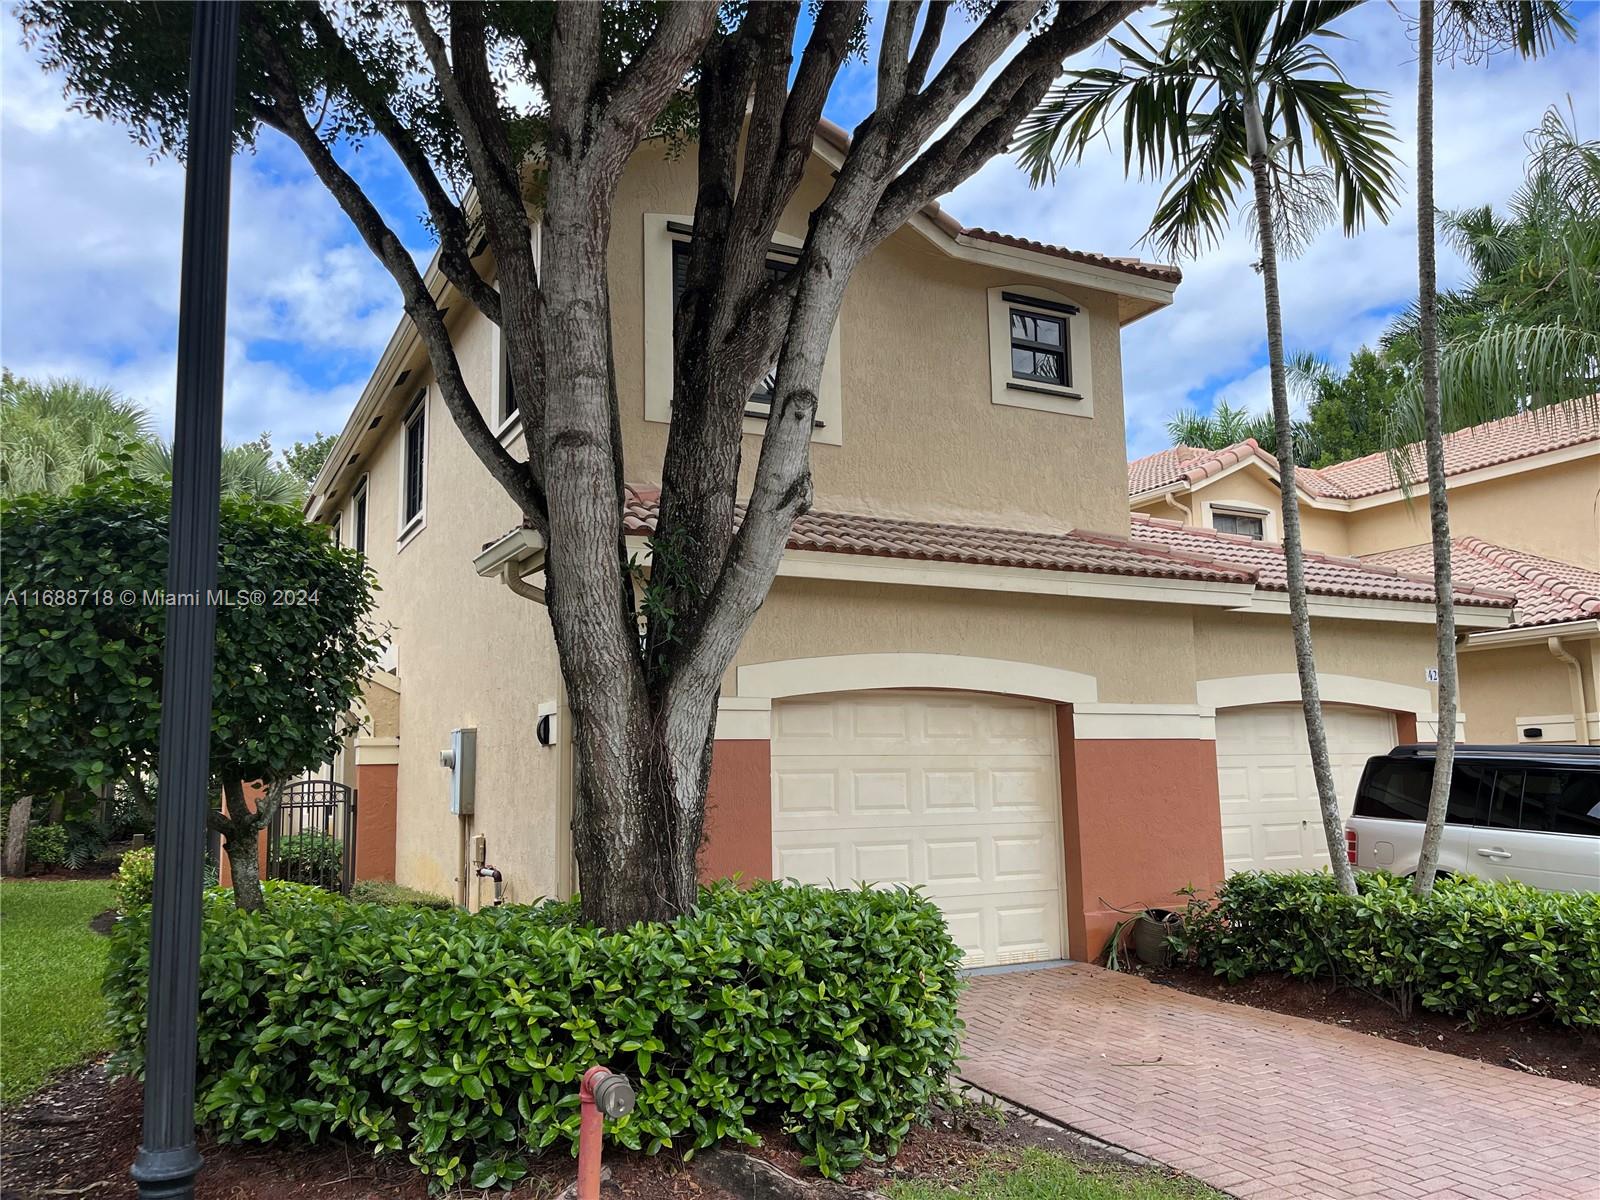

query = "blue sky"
[2,3,1596,460]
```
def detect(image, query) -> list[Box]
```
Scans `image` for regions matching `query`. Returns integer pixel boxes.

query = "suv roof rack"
[1388,743,1600,762]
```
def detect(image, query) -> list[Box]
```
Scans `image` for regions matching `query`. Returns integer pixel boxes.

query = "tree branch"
[246,23,546,529]
[906,1,952,95]
[301,4,501,328]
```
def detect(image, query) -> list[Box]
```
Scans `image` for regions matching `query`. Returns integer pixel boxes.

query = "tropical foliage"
[1174,870,1600,1026]
[1165,397,1317,464]
[134,433,306,505]
[0,473,384,907]
[1384,105,1599,441]
[106,880,966,1188]
[0,371,152,498]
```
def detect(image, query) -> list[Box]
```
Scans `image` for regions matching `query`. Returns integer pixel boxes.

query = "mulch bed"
[0,1062,1127,1200]
[1140,963,1600,1087]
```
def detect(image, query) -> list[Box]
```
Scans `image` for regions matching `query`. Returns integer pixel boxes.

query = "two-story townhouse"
[1129,405,1600,749]
[307,123,1513,962]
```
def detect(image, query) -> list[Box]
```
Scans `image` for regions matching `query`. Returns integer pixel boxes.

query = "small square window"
[1008,307,1069,387]
[1214,511,1265,540]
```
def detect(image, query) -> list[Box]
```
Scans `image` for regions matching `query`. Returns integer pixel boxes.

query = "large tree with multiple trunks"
[19,0,1144,926]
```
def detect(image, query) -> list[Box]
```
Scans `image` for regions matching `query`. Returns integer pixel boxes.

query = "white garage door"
[771,691,1063,967]
[1216,703,1397,874]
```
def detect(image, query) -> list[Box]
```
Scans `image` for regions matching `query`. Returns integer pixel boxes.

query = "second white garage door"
[771,691,1063,967]
[1216,703,1397,874]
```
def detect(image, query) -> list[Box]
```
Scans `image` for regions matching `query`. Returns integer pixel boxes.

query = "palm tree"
[1167,396,1319,462]
[1407,1,1575,895]
[1020,1,1401,895]
[134,437,306,506]
[0,371,154,497]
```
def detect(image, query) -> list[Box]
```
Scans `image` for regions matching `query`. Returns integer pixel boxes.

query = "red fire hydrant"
[576,1065,635,1200]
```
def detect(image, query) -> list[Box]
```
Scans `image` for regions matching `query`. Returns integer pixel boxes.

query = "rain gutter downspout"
[1547,636,1591,745]
[1163,491,1193,523]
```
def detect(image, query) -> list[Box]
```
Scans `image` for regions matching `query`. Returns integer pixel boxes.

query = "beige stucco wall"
[1192,612,1438,703]
[332,303,567,908]
[608,142,1136,536]
[1344,454,1600,566]
[1459,638,1599,743]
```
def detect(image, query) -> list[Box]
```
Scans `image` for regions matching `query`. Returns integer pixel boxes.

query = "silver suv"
[1346,745,1600,892]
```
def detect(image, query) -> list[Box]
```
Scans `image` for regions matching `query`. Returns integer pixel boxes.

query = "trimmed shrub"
[1174,870,1600,1027]
[348,879,454,909]
[26,824,68,868]
[104,880,963,1188]
[273,831,343,889]
[114,846,157,912]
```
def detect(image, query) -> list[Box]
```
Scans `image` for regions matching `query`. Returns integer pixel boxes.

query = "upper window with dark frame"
[499,338,518,426]
[672,239,795,420]
[1214,510,1266,540]
[352,477,368,555]
[1009,307,1068,386]
[402,392,426,531]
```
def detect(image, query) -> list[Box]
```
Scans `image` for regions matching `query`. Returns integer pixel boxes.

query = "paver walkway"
[960,965,1600,1200]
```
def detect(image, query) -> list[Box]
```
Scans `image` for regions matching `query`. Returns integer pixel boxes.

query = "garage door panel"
[772,692,1063,966]
[1217,703,1396,875]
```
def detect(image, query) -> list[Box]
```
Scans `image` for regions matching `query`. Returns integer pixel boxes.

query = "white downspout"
[1163,491,1193,523]
[1547,636,1591,746]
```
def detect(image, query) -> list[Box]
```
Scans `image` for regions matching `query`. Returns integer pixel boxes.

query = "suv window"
[1518,769,1600,838]
[1353,759,1492,824]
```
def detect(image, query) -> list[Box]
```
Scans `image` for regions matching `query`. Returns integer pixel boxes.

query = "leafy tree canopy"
[284,432,337,487]
[1,471,385,806]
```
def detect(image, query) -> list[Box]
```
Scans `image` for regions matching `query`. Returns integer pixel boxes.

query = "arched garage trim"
[736,653,1099,705]
[1196,673,1434,722]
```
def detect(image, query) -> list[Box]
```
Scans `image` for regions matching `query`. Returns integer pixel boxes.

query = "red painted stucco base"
[354,763,397,882]
[699,738,772,883]
[1058,706,1225,959]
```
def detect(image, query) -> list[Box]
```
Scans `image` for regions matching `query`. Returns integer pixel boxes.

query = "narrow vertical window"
[500,337,517,425]
[402,392,426,531]
[352,477,368,555]
[330,514,341,548]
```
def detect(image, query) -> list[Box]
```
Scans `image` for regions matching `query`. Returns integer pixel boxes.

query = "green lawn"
[0,879,117,1104]
[889,1148,1224,1200]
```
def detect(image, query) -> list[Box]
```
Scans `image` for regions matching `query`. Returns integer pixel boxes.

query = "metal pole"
[130,5,239,1198]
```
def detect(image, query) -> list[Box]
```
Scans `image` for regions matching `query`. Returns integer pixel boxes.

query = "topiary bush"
[273,831,344,889]
[104,879,963,1188]
[113,846,157,912]
[1173,870,1600,1027]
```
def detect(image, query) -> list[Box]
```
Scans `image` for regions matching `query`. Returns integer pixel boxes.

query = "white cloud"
[0,11,406,447]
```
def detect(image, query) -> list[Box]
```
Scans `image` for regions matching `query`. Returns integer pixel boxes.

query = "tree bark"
[212,777,276,912]
[3,796,32,876]
[1245,93,1359,896]
[1412,2,1457,895]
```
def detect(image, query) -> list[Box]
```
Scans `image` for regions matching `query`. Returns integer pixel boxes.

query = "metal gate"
[267,780,357,894]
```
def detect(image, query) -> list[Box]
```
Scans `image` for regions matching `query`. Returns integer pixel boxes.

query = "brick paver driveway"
[960,965,1599,1200]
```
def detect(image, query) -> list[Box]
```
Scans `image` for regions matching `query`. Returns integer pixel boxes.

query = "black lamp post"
[129,4,239,1198]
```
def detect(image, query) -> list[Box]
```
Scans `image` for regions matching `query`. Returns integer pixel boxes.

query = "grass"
[888,1147,1225,1200]
[0,879,117,1104]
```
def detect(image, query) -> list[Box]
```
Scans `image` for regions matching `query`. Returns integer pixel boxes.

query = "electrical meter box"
[439,727,477,815]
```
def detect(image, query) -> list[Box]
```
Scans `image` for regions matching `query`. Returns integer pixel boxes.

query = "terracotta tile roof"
[1363,539,1600,629]
[622,486,1251,585]
[1128,398,1598,502]
[1129,515,1514,609]
[958,228,1182,285]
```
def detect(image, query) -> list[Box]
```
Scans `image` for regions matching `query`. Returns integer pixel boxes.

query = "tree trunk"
[225,837,265,912]
[3,796,32,876]
[1412,3,1457,896]
[216,777,268,912]
[1244,94,1359,896]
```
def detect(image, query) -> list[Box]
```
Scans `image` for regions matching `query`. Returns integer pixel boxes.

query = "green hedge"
[105,880,963,1188]
[1174,870,1600,1026]
[348,879,454,909]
